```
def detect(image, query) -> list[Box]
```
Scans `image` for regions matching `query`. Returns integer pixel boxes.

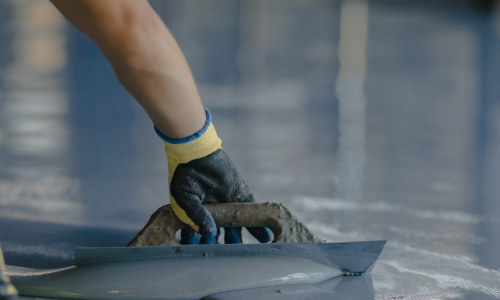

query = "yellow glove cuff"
[163,123,222,164]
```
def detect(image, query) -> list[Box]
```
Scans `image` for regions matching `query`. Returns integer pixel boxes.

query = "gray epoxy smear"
[14,277,371,300]
[204,275,375,300]
[8,255,342,300]
[203,283,339,300]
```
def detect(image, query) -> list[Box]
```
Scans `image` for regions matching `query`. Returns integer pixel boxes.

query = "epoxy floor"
[1,0,500,299]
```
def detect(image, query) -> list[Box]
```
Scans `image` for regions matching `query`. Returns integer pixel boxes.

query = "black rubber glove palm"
[155,108,271,244]
[173,149,271,244]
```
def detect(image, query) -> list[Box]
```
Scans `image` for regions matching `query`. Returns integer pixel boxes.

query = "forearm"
[50,0,205,139]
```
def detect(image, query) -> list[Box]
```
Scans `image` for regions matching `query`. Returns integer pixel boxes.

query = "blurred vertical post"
[475,7,500,270]
[237,0,269,86]
[334,0,369,201]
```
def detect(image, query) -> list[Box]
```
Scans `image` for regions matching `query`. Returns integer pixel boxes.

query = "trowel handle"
[126,202,324,246]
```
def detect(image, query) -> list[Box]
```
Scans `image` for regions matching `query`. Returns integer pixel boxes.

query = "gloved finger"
[224,227,242,244]
[180,228,201,245]
[199,215,217,244]
[171,193,218,244]
[246,227,273,243]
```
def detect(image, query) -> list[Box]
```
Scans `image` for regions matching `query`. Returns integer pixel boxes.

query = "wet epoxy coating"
[1,0,500,299]
[9,256,342,299]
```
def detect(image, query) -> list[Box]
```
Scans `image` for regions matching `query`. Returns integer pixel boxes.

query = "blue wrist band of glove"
[154,108,211,144]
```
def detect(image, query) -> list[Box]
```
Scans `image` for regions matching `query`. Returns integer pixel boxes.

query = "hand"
[156,108,272,245]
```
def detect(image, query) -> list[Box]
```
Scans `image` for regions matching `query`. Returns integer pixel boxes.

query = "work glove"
[0,247,18,300]
[155,108,272,245]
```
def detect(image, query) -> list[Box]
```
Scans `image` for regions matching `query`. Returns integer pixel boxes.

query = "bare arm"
[50,0,205,139]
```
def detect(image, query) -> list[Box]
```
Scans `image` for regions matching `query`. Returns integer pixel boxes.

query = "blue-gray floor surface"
[1,0,500,299]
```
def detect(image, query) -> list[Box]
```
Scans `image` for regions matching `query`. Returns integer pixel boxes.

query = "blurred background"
[1,0,500,299]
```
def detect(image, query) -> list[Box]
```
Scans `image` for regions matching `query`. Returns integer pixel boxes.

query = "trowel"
[8,202,385,300]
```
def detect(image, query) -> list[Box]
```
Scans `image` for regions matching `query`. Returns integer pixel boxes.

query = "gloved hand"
[155,108,272,245]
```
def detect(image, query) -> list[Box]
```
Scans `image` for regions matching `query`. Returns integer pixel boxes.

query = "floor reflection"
[0,0,82,225]
[334,0,369,202]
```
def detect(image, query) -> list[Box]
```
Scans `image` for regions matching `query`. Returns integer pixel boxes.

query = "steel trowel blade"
[75,240,386,273]
[10,241,385,300]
